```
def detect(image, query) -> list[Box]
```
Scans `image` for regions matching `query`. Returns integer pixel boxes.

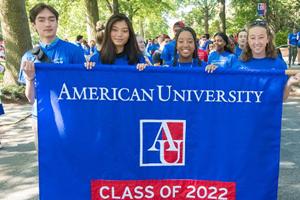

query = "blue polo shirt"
[18,37,85,116]
[208,51,238,68]
[235,57,287,70]
[0,103,4,115]
[161,40,176,64]
[90,51,145,65]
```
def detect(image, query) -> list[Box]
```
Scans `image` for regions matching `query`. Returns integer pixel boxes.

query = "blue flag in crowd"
[36,64,287,200]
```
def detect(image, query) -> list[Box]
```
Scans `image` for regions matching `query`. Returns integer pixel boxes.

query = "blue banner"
[36,64,286,200]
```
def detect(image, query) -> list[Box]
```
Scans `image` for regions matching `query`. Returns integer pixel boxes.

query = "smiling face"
[214,35,226,52]
[248,26,268,58]
[176,30,195,62]
[32,8,58,43]
[110,20,130,53]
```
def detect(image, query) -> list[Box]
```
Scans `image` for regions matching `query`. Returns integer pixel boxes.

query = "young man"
[287,28,298,67]
[160,21,185,65]
[19,3,85,150]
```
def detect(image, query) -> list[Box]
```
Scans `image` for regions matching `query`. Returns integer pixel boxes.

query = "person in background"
[198,36,208,62]
[18,3,85,150]
[161,21,185,64]
[89,40,97,55]
[234,29,247,58]
[287,28,298,67]
[136,34,151,65]
[206,32,238,70]
[95,21,105,51]
[297,30,300,65]
[74,35,84,53]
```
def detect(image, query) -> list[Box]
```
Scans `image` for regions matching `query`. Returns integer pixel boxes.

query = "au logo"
[140,120,186,166]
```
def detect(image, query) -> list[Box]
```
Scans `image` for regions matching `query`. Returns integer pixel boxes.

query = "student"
[172,27,207,68]
[234,29,247,58]
[19,3,85,149]
[161,21,185,65]
[238,20,300,100]
[207,32,238,69]
[287,28,298,67]
[87,13,145,68]
[136,35,151,65]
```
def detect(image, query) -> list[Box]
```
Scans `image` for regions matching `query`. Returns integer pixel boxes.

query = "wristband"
[26,77,35,82]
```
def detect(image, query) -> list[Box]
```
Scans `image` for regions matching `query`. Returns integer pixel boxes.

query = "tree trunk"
[84,0,99,42]
[0,0,32,86]
[204,6,209,34]
[113,0,119,14]
[139,19,144,38]
[218,0,226,34]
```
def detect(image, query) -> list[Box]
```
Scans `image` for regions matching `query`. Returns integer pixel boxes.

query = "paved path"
[0,98,299,199]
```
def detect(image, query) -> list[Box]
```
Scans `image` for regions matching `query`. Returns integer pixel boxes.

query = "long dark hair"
[100,14,141,64]
[214,32,234,54]
[241,20,277,61]
[173,27,202,66]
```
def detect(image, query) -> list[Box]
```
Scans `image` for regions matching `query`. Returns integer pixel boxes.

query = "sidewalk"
[0,104,38,200]
[0,98,300,199]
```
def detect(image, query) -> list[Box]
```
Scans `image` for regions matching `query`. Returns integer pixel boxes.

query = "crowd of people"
[0,3,300,149]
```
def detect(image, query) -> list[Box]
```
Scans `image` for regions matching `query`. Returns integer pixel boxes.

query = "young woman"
[86,14,145,69]
[234,29,247,58]
[207,32,238,69]
[172,27,206,68]
[136,34,152,65]
[239,20,300,99]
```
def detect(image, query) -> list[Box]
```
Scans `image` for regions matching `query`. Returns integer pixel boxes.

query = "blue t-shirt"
[0,103,4,115]
[19,37,85,116]
[208,51,238,68]
[90,51,145,65]
[146,43,159,56]
[161,40,176,64]
[235,57,287,70]
[234,46,243,58]
[288,33,298,46]
[297,32,300,47]
[171,58,207,68]
[200,40,212,51]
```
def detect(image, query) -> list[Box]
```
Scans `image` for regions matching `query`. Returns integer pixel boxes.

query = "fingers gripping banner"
[36,64,287,200]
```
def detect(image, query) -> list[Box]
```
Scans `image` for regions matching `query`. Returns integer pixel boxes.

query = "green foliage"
[1,85,26,102]
[275,30,289,47]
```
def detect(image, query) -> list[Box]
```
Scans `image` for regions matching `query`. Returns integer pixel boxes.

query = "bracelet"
[25,77,35,82]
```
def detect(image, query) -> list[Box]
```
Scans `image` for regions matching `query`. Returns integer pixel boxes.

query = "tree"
[180,0,217,34]
[84,0,99,41]
[218,0,226,33]
[105,0,120,14]
[0,0,32,85]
